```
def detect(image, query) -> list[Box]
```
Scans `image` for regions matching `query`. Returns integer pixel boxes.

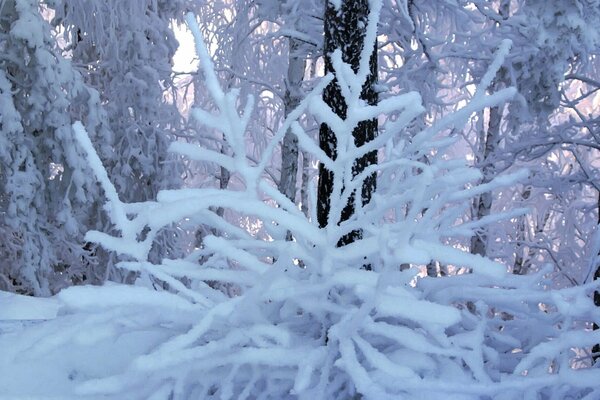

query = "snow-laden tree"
[49,0,188,268]
[62,7,600,398]
[0,0,113,295]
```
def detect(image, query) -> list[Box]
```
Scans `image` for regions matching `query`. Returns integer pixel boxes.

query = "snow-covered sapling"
[71,7,600,400]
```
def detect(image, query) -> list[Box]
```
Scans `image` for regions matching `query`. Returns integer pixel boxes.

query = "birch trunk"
[278,37,306,206]
[471,104,502,256]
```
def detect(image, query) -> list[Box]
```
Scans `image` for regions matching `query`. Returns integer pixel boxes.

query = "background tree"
[49,0,188,271]
[0,0,112,294]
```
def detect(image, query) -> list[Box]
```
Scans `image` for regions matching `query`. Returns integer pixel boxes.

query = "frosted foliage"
[189,0,321,203]
[255,0,322,43]
[50,0,185,202]
[255,0,281,20]
[507,0,600,117]
[373,0,600,284]
[0,0,112,295]
[50,0,188,266]
[66,11,600,399]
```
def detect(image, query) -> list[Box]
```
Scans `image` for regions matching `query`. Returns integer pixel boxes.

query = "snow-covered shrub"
[70,10,600,400]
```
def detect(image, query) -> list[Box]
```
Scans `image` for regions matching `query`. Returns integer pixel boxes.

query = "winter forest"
[2,0,600,398]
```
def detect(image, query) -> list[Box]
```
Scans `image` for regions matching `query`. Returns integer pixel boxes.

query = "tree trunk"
[471,104,502,256]
[318,0,378,249]
[470,1,509,258]
[278,37,306,223]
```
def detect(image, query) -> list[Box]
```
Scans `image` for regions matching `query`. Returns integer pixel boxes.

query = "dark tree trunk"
[317,0,378,249]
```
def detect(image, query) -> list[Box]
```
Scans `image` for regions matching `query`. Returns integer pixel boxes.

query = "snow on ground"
[0,286,188,399]
[0,290,61,321]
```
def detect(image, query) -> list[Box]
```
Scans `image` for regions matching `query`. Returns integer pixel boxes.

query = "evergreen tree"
[0,0,112,294]
[50,0,188,268]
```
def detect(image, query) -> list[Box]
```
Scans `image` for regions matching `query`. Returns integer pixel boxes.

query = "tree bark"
[278,37,306,207]
[471,103,502,256]
[318,0,378,248]
[470,2,510,258]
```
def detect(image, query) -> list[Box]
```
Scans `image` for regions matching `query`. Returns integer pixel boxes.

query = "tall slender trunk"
[470,1,509,258]
[593,192,600,364]
[300,59,317,219]
[318,0,378,249]
[471,103,502,256]
[278,37,306,207]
